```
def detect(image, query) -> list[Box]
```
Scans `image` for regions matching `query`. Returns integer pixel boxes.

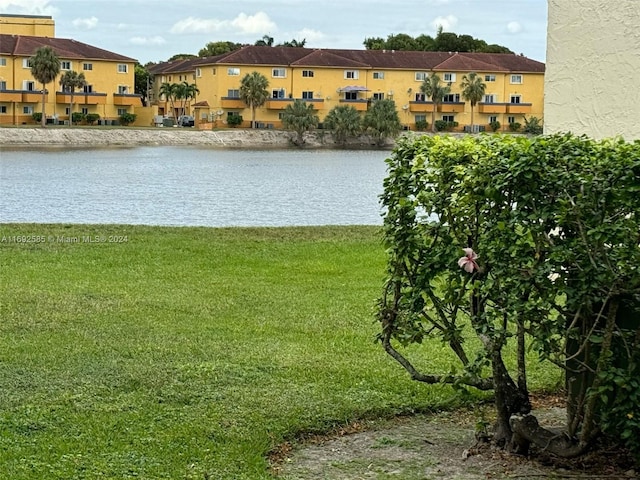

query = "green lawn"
[0,224,555,479]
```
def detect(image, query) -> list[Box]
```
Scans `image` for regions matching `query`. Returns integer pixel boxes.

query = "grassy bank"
[0,225,556,479]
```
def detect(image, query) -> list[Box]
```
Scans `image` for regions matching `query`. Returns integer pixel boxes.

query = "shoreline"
[0,127,398,149]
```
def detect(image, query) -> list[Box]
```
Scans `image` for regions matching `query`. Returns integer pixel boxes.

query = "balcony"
[409,101,435,113]
[439,102,465,113]
[78,93,107,105]
[23,91,45,103]
[113,93,143,107]
[506,103,532,114]
[266,98,294,110]
[0,90,23,102]
[478,102,507,114]
[221,97,245,109]
[338,99,368,111]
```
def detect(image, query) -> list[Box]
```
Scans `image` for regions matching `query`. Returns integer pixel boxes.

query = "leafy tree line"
[378,134,640,461]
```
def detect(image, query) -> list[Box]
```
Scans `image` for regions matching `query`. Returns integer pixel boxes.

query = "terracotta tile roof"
[0,33,136,62]
[148,46,545,74]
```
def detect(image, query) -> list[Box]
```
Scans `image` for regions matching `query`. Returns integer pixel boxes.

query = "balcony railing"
[338,99,368,111]
[220,97,245,109]
[439,102,465,113]
[506,103,532,114]
[0,90,24,102]
[409,101,435,113]
[266,98,294,110]
[113,93,143,106]
[478,102,508,114]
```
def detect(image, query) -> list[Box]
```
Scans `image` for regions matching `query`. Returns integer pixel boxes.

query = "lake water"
[0,147,390,226]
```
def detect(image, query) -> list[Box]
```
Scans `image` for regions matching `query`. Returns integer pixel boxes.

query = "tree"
[198,41,241,57]
[254,35,274,47]
[134,63,151,106]
[167,53,197,61]
[59,70,87,127]
[384,33,418,51]
[363,37,385,50]
[460,72,486,129]
[30,46,60,127]
[175,81,200,118]
[281,100,319,146]
[278,39,306,48]
[378,133,640,461]
[239,72,269,128]
[420,73,450,132]
[323,105,362,146]
[362,99,402,146]
[159,82,178,121]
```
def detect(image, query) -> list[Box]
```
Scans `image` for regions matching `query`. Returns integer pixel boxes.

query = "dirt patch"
[271,397,638,480]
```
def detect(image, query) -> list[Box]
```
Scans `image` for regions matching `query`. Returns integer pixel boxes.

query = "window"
[415,114,427,122]
[415,93,426,101]
[373,71,384,79]
[415,72,427,81]
[442,115,455,122]
[61,61,71,70]
[442,93,460,103]
[443,73,456,83]
[272,68,286,78]
[227,89,240,98]
[483,94,496,103]
[83,85,93,93]
[302,69,314,77]
[272,88,286,99]
[510,95,521,104]
[83,63,92,71]
[0,58,7,66]
[302,91,314,99]
[373,92,384,101]
[489,115,498,123]
[196,68,202,77]
[0,80,6,90]
[344,70,359,80]
[117,64,128,73]
[118,85,128,94]
[23,106,33,114]
[211,68,217,75]
[117,108,127,116]
[82,107,89,115]
[227,67,240,76]
[344,91,358,100]
[0,105,7,113]
[484,74,496,82]
[510,74,523,84]
[22,58,32,68]
[22,80,36,91]
[508,116,516,124]
[65,107,70,115]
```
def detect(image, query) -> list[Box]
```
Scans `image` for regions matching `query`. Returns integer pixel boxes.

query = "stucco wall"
[544,0,640,140]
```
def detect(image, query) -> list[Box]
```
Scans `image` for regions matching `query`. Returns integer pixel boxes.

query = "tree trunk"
[41,86,47,127]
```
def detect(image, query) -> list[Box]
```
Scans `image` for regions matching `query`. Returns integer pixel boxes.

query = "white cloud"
[507,21,523,34]
[72,16,98,30]
[293,28,324,44]
[130,36,166,46]
[170,12,276,35]
[0,0,57,15]
[432,14,458,31]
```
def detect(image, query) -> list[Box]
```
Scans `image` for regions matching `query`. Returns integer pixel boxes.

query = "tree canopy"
[30,46,60,127]
[239,71,270,128]
[362,99,402,146]
[281,100,319,146]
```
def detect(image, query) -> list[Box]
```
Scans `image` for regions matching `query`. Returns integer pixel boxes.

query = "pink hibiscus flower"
[458,248,479,273]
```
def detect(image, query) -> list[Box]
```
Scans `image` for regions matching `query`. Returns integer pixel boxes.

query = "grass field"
[0,224,557,479]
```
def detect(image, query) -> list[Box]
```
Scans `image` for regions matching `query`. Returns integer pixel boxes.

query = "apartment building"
[0,14,141,126]
[150,46,544,131]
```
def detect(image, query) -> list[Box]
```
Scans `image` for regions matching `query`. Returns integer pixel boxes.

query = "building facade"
[150,46,545,131]
[0,15,141,126]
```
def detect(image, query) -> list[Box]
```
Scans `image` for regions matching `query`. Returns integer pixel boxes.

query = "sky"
[0,0,548,64]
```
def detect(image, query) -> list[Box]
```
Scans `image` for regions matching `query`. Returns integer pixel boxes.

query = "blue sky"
[0,0,548,64]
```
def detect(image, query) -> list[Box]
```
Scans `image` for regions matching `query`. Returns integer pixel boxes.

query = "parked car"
[178,115,194,127]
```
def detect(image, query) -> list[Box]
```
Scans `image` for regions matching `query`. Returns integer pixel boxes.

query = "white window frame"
[373,71,384,80]
[22,80,36,91]
[442,93,460,103]
[484,74,496,82]
[483,94,497,103]
[301,91,314,99]
[0,80,6,90]
[23,106,34,114]
[22,58,32,68]
[510,94,522,104]
[443,73,456,83]
[117,108,127,116]
[117,64,128,73]
[83,84,93,93]
[83,63,93,71]
[508,116,516,124]
[61,61,72,70]
[415,93,426,101]
[118,85,129,94]
[372,92,384,101]
[489,115,498,123]
[510,74,523,84]
[0,58,7,67]
[344,70,359,80]
[415,72,427,81]
[272,68,286,78]
[81,107,89,115]
[0,105,7,113]
[227,67,240,76]
[227,89,240,98]
[272,88,286,99]
[442,115,455,122]
[302,70,314,78]
[415,114,427,122]
[196,68,202,78]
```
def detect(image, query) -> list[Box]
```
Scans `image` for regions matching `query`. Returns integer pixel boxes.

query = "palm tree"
[175,81,200,118]
[59,70,87,126]
[420,73,451,132]
[460,72,486,130]
[30,46,60,127]
[239,72,269,128]
[281,99,319,146]
[362,99,402,146]
[254,35,274,47]
[158,82,178,121]
[323,105,361,146]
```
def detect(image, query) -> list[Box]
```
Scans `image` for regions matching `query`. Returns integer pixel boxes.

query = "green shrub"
[435,120,459,132]
[508,121,521,132]
[85,113,100,125]
[71,112,85,125]
[31,112,42,123]
[227,113,243,127]
[415,120,428,131]
[118,112,137,126]
[489,120,501,132]
[523,115,543,135]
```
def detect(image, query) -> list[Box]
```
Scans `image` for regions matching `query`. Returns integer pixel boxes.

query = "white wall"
[544,0,640,140]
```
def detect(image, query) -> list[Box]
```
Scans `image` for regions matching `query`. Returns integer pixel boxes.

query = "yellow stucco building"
[0,14,142,126]
[150,46,545,131]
